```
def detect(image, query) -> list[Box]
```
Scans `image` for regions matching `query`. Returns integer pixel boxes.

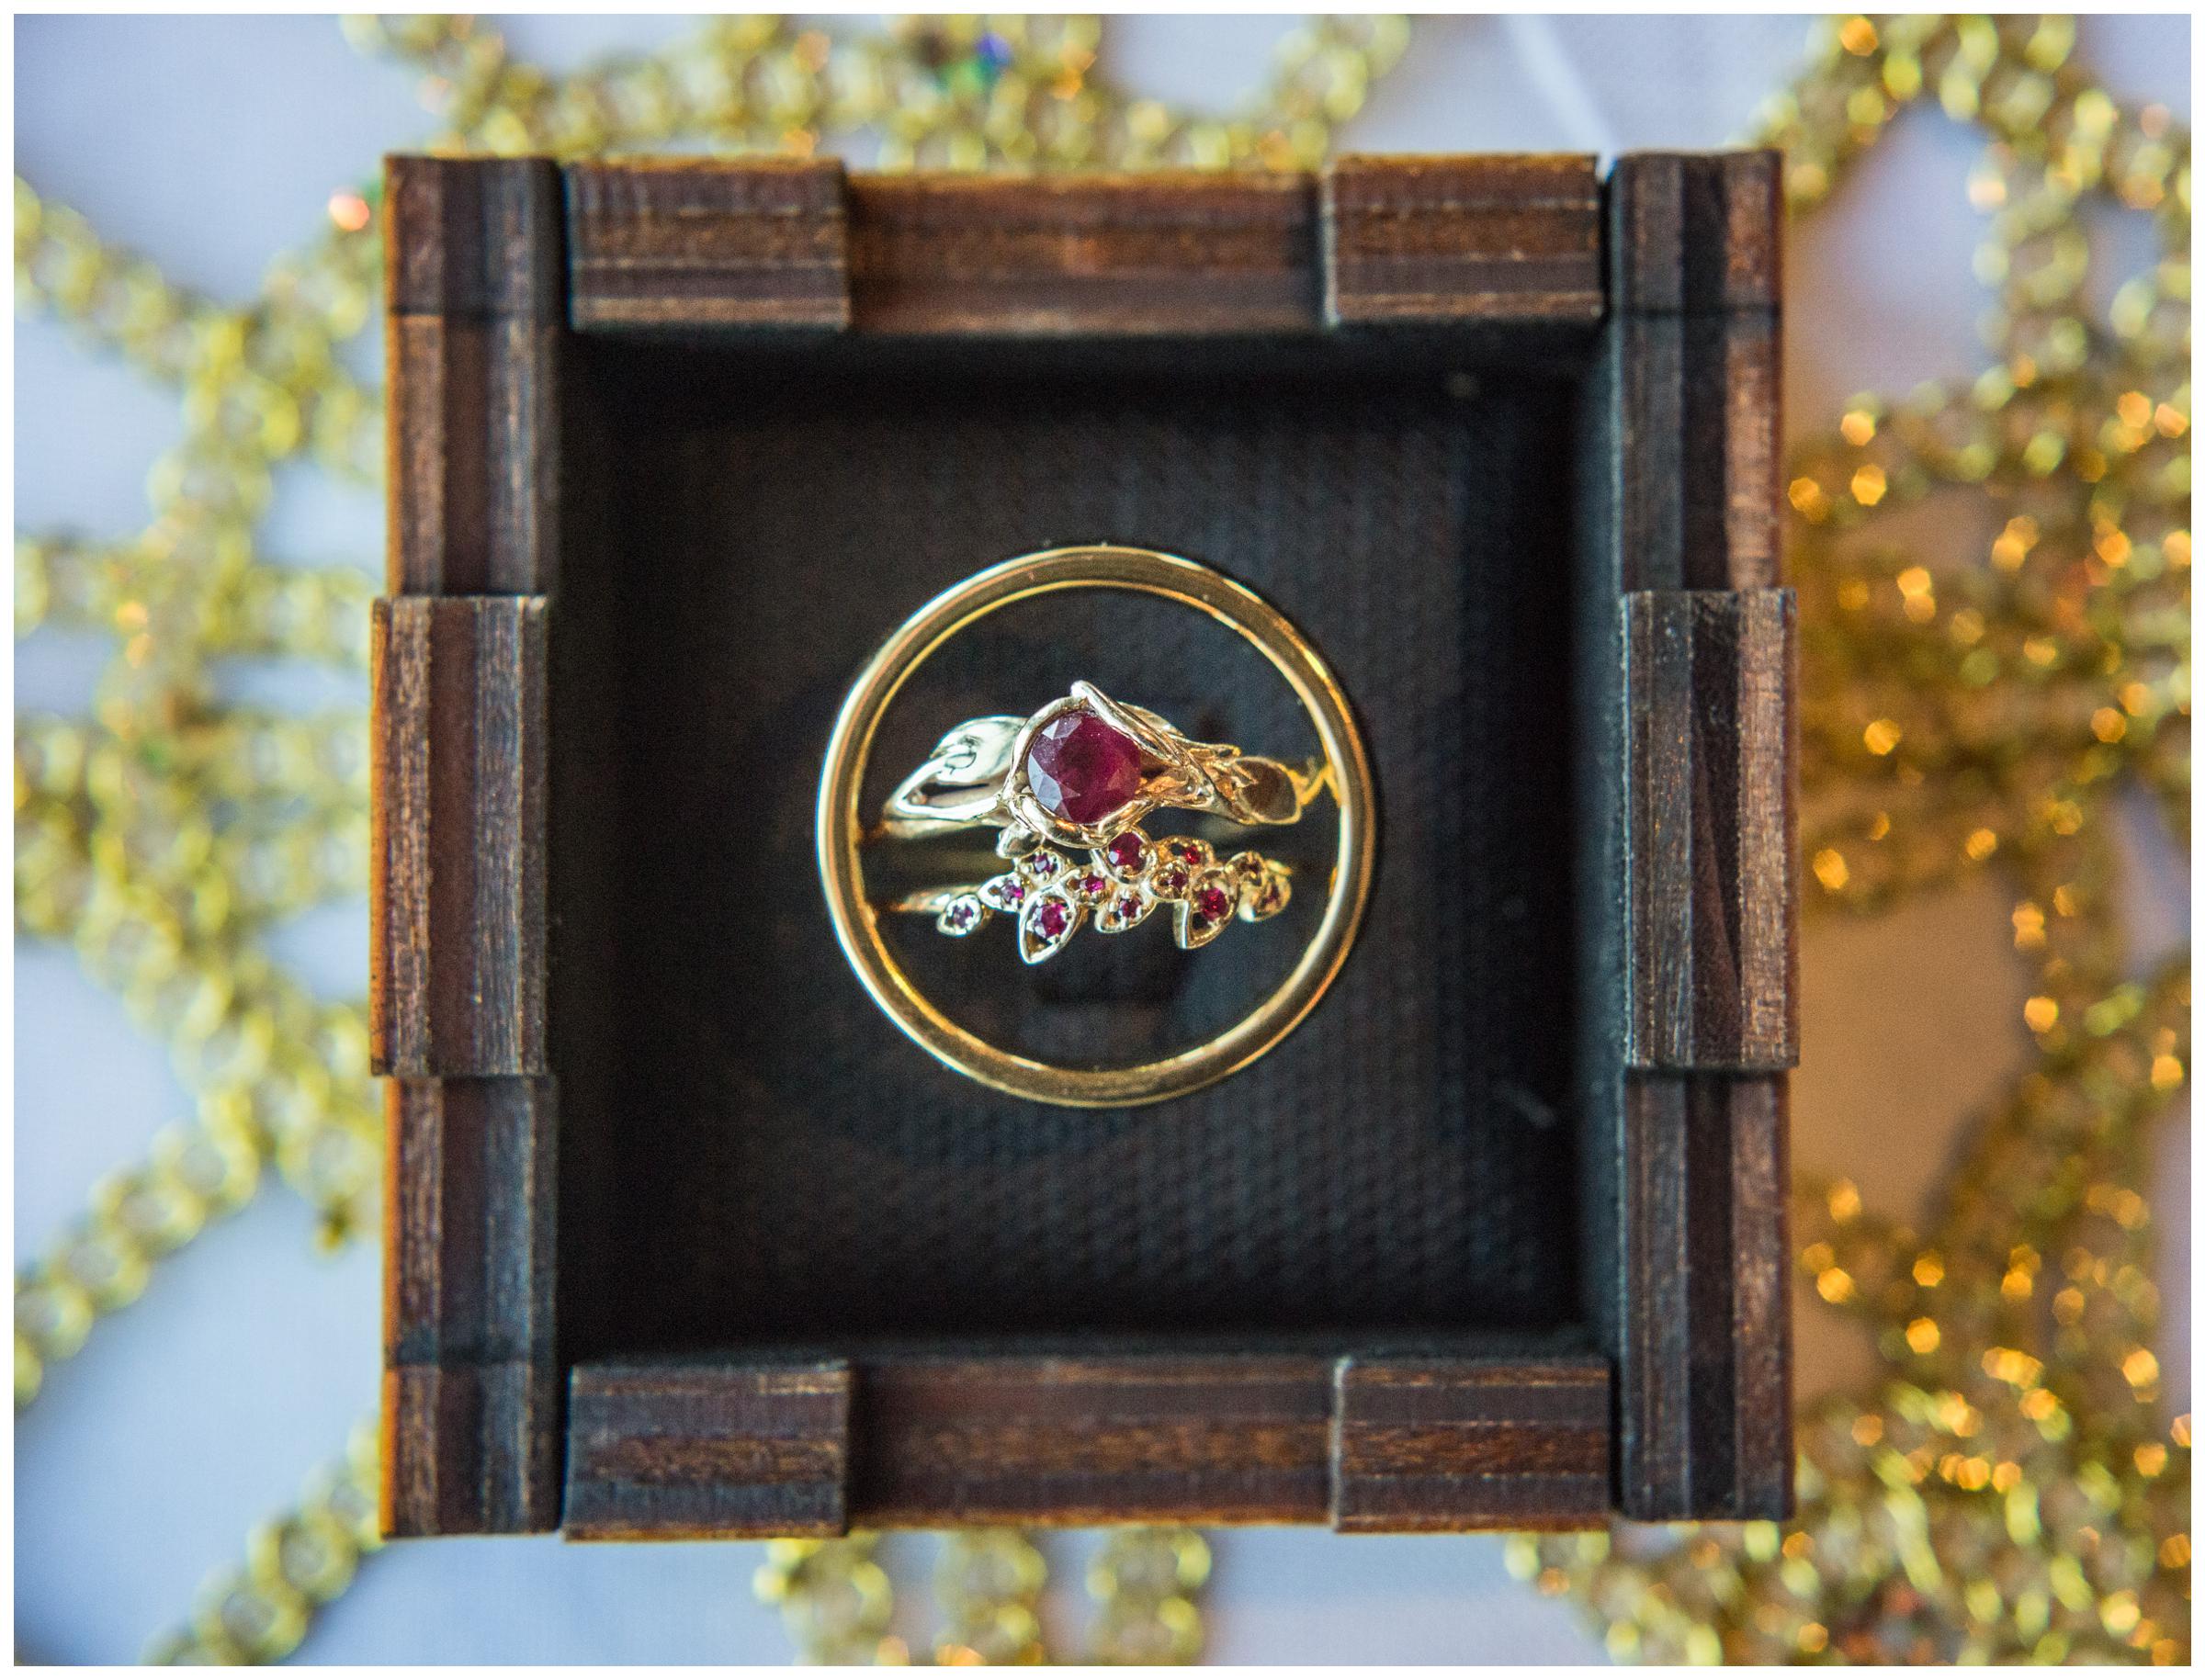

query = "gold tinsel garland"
[1517,13,2192,1666]
[13,13,2188,1665]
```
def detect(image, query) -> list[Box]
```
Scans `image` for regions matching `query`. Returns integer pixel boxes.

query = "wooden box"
[372,151,1796,1539]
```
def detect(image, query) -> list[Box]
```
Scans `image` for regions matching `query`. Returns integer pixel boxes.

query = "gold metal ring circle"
[817,545,1375,1108]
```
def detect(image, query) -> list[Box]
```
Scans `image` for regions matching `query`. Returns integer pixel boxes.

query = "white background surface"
[15,12,2190,1665]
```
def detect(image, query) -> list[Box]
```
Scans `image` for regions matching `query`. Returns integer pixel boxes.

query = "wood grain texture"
[853,1356,1335,1528]
[1330,1358,1611,1531]
[1609,152,1782,592]
[382,1359,560,1536]
[387,155,564,322]
[1617,1075,1792,1519]
[385,157,565,596]
[564,1364,853,1539]
[387,317,564,596]
[1609,310,1783,592]
[1596,153,1793,1525]
[557,161,1609,337]
[1320,153,1601,325]
[370,596,549,1078]
[566,158,851,331]
[846,173,1317,334]
[385,1077,556,1368]
[560,1354,1620,1534]
[1623,588,1798,1071]
[1609,150,1781,316]
[380,159,570,1539]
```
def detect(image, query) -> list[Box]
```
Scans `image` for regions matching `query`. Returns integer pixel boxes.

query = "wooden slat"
[1611,313,1782,592]
[1724,1077,1794,1517]
[1617,1075,1792,1519]
[559,159,1611,337]
[1321,153,1601,325]
[385,1077,556,1367]
[560,1353,1620,1535]
[1609,152,1782,592]
[1598,152,1792,1525]
[386,155,564,322]
[385,158,564,597]
[387,317,564,597]
[370,596,549,1078]
[1610,150,1782,316]
[565,158,851,332]
[1330,1358,1611,1531]
[852,1356,1334,1527]
[379,156,570,1542]
[1623,588,1797,1071]
[847,173,1318,335]
[382,1359,560,1536]
[564,1364,853,1539]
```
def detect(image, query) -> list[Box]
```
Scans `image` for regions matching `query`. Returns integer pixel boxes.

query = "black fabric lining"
[571,341,1584,1349]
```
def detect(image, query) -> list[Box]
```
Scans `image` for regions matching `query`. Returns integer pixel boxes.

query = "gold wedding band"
[816,544,1375,1107]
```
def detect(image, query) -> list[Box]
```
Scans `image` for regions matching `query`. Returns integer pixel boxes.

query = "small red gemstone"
[1027,851,1060,880]
[1106,831,1146,873]
[1035,899,1070,940]
[1077,873,1108,897]
[1159,866,1189,894]
[1193,885,1232,925]
[1114,894,1142,921]
[1025,712,1143,826]
[1174,840,1204,865]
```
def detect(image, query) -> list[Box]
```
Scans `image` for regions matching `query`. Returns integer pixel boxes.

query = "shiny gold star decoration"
[14,12,2189,1667]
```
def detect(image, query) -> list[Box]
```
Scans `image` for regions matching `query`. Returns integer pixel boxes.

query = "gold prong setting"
[936,892,989,937]
[1017,888,1081,964]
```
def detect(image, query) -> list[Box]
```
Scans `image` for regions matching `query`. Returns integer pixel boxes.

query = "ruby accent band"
[889,826,1295,965]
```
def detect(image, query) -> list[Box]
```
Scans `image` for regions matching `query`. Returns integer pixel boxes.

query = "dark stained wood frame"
[373,151,1793,1539]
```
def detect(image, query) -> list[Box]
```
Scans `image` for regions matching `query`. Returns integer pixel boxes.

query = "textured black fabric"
[571,341,1584,1352]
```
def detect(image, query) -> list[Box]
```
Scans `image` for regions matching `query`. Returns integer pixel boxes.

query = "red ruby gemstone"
[1025,712,1143,826]
[1193,885,1232,925]
[1106,832,1146,873]
[1114,894,1143,920]
[1035,899,1071,940]
[1078,873,1108,897]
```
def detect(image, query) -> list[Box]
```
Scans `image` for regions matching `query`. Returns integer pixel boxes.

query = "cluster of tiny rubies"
[1094,831,1227,934]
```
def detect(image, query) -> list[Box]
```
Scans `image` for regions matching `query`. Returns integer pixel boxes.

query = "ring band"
[817,545,1375,1108]
[887,829,1295,964]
